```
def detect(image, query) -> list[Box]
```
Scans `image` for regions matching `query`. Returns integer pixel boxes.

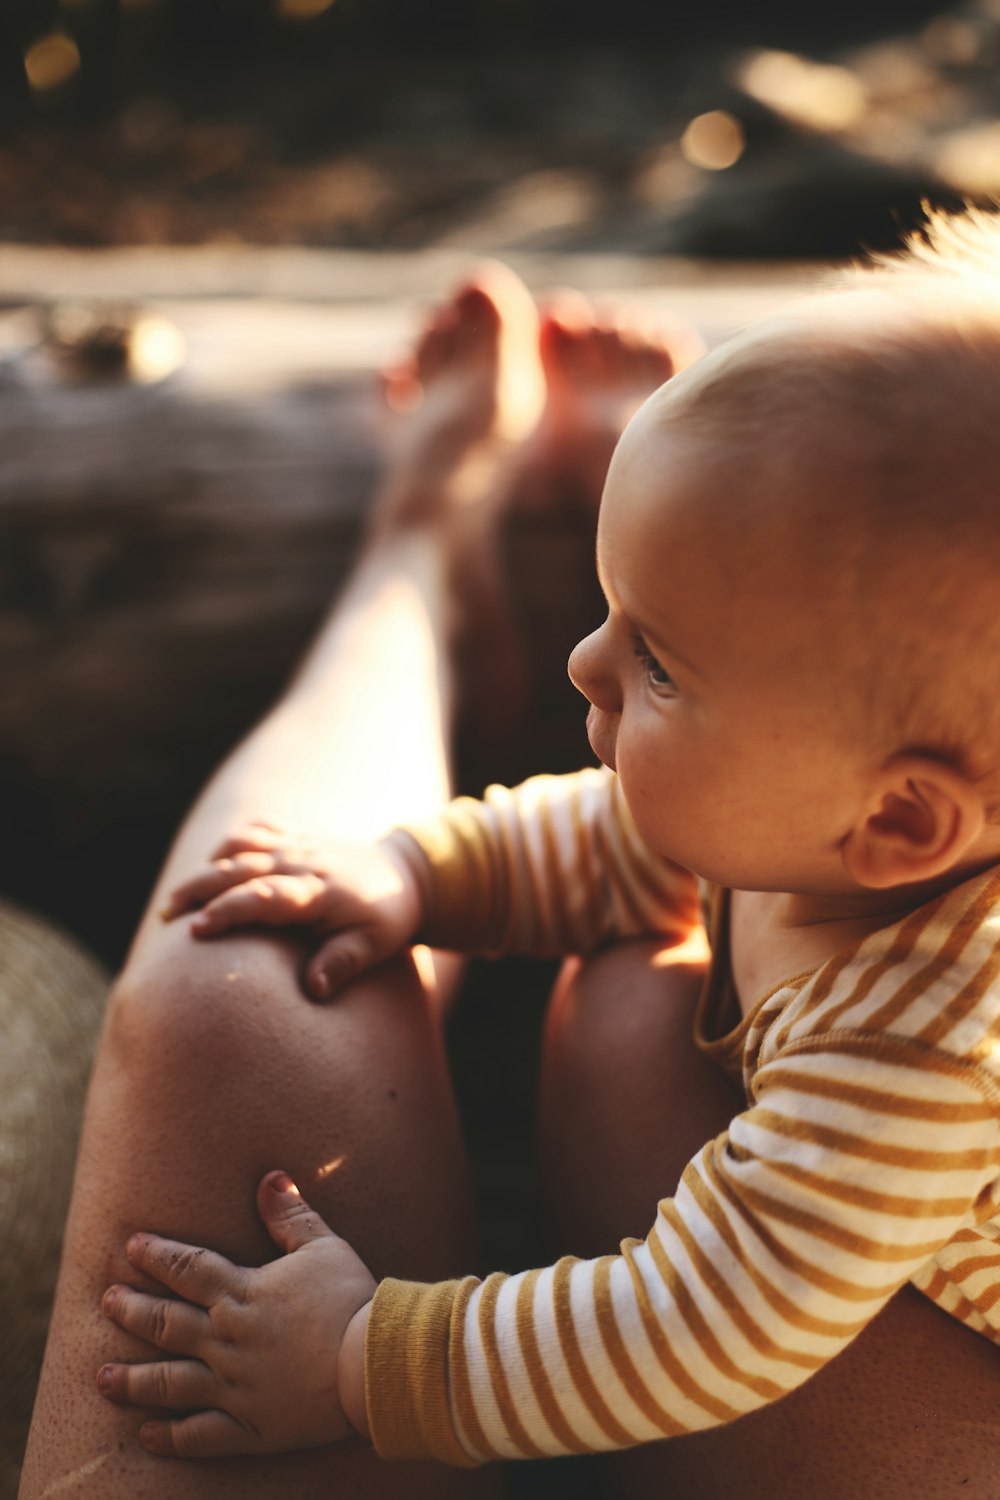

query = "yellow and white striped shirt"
[365,768,1000,1465]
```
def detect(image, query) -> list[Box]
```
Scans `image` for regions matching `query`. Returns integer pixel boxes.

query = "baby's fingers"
[102,1282,208,1354]
[97,1357,215,1412]
[124,1233,246,1308]
[139,1410,260,1460]
[163,853,278,920]
[210,821,290,860]
[306,928,389,999]
[191,873,327,936]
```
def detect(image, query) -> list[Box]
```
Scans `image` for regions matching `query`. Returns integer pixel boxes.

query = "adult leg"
[541,938,1000,1499]
[18,269,545,1500]
[454,295,700,786]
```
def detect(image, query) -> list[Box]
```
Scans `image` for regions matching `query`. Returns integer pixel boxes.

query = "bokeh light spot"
[25,32,81,93]
[680,111,746,171]
[275,0,335,19]
[738,50,866,133]
[935,121,1000,196]
[922,17,982,65]
[128,316,187,384]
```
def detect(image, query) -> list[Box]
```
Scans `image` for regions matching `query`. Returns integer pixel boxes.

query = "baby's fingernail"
[158,905,173,922]
[311,972,329,998]
[125,1234,146,1260]
[97,1365,114,1393]
[271,1172,299,1196]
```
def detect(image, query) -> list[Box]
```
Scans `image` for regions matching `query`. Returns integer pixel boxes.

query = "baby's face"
[568,376,878,896]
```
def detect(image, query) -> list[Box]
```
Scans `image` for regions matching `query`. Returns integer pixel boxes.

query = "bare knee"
[542,934,733,1145]
[99,927,475,1278]
[544,937,707,1080]
[108,925,318,1081]
[106,924,434,1097]
[541,937,741,1253]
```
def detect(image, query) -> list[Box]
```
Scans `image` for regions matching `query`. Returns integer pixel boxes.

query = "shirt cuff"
[365,1275,484,1467]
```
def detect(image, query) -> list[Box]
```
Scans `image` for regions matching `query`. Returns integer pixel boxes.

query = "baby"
[96,209,1000,1468]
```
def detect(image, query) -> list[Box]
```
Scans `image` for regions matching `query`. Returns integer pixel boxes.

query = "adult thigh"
[541,938,1000,1500]
[20,925,486,1499]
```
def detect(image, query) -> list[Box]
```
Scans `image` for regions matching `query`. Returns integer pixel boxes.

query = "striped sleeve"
[366,1034,1000,1463]
[400,767,699,956]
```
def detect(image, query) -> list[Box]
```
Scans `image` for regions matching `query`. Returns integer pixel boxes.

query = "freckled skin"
[19,272,535,1500]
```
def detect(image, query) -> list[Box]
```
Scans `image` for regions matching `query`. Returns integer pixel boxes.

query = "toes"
[538,293,594,378]
[400,282,502,391]
[542,299,686,393]
[453,283,502,353]
[414,302,460,384]
[380,361,421,414]
[644,338,677,386]
[539,317,600,385]
[468,259,539,340]
[594,323,627,378]
[616,321,676,386]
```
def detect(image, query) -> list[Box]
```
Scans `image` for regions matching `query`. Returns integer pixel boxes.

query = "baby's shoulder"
[755,864,1000,1089]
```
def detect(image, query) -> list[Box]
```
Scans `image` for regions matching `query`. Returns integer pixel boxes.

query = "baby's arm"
[166,769,700,999]
[368,1036,1000,1463]
[404,766,700,956]
[97,1172,374,1457]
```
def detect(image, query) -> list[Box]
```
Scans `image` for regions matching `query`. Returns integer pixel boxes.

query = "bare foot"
[529,293,705,505]
[373,262,545,534]
[453,297,704,775]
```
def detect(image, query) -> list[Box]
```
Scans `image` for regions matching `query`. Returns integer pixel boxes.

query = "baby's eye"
[632,635,676,692]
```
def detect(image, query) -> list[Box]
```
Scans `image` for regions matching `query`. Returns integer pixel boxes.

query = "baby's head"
[570,208,1000,900]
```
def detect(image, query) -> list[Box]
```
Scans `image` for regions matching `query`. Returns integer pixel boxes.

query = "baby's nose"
[568,625,621,713]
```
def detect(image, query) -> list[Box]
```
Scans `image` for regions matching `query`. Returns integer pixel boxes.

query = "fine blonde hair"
[673,205,1000,790]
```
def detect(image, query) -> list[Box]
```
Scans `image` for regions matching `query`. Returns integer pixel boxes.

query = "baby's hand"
[162,823,429,999]
[97,1172,375,1458]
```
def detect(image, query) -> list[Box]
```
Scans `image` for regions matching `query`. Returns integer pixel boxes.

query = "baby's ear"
[841,756,985,890]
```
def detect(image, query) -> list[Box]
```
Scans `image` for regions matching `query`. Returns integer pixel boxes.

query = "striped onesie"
[364,767,1000,1464]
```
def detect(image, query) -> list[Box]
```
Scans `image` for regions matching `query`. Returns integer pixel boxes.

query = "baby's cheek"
[616,754,682,845]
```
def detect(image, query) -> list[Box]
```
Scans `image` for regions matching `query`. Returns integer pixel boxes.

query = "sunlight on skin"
[38,1451,114,1497]
[650,928,710,967]
[410,942,437,991]
[315,1157,346,1180]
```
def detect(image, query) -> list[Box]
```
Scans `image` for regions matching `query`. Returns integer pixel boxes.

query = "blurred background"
[3,0,1000,256]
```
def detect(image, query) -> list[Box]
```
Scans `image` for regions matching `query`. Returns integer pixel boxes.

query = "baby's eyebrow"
[634,618,704,681]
